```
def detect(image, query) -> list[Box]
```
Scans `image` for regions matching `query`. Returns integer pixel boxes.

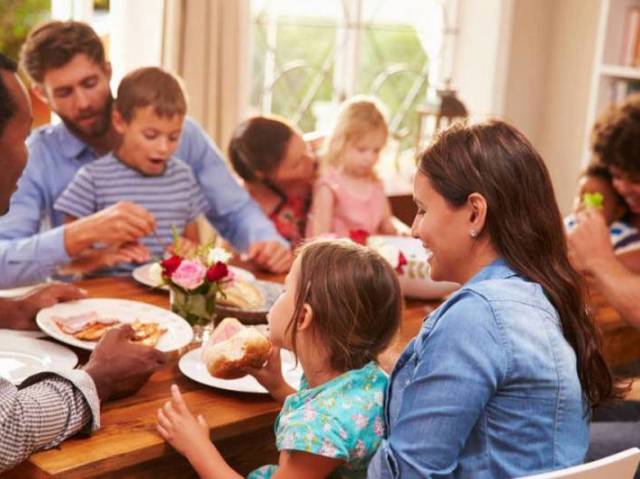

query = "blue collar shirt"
[0,118,286,286]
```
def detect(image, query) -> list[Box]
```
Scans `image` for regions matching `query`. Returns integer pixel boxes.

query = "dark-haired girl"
[228,116,316,247]
[157,239,403,478]
[368,120,617,478]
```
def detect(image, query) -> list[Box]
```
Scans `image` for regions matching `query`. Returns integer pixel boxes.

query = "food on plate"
[218,280,265,310]
[53,311,119,338]
[53,312,166,346]
[130,319,167,347]
[201,317,271,379]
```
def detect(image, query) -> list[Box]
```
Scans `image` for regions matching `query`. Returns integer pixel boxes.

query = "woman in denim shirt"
[368,120,619,478]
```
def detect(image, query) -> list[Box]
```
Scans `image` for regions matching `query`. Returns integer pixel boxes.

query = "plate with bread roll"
[36,298,193,352]
[215,279,284,325]
[179,317,302,394]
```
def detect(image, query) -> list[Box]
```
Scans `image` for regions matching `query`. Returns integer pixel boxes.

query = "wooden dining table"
[2,273,637,478]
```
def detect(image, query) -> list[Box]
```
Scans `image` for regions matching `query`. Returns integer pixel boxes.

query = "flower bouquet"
[148,241,232,342]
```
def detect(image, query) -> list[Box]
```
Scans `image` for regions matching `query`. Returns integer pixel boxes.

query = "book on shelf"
[622,7,640,66]
[611,79,640,104]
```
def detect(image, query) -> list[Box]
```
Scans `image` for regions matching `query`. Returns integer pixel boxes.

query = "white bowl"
[370,235,459,300]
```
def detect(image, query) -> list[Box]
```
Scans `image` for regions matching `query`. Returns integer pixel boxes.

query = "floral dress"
[269,194,310,247]
[247,362,388,479]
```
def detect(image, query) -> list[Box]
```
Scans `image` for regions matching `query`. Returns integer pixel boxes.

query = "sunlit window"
[249,0,453,150]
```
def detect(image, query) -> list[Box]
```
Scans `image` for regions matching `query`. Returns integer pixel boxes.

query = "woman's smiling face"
[411,172,474,283]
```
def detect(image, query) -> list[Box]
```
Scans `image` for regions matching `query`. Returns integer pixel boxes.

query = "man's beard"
[59,94,113,140]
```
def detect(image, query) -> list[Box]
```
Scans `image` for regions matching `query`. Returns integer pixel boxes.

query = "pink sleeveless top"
[315,169,387,237]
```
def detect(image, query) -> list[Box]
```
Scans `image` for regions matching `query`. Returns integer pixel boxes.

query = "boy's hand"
[60,243,150,275]
[156,384,210,457]
[166,237,199,257]
[245,346,294,403]
[65,201,156,256]
[246,241,292,273]
[567,208,615,274]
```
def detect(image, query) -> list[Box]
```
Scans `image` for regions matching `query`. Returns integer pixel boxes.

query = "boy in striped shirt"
[54,67,209,275]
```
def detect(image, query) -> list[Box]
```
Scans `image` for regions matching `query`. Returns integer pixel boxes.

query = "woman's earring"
[469,230,478,239]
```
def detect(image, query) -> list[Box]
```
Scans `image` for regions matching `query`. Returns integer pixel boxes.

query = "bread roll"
[201,317,271,379]
[218,280,265,310]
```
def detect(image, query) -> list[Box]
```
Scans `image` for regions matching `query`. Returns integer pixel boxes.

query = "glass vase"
[169,286,217,345]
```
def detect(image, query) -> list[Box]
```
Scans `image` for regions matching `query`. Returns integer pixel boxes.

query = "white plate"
[36,298,193,352]
[179,347,302,394]
[0,329,45,339]
[0,335,78,384]
[0,284,39,298]
[132,263,256,291]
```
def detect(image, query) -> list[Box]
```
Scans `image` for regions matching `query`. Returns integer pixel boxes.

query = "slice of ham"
[207,317,244,346]
[53,311,120,335]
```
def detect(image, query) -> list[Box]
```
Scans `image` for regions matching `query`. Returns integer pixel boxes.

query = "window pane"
[249,0,446,154]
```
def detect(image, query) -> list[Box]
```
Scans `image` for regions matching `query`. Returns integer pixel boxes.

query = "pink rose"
[171,260,206,290]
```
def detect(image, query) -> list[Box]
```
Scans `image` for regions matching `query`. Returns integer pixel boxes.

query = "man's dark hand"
[1,283,87,330]
[83,325,167,402]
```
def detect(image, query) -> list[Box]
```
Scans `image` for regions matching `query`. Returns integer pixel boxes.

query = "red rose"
[396,251,408,275]
[160,255,182,276]
[349,229,370,245]
[207,261,229,282]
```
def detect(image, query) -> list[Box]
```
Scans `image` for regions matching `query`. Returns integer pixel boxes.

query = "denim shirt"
[368,259,588,478]
[0,118,287,287]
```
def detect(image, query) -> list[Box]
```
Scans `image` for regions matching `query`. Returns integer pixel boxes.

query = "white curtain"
[162,0,251,150]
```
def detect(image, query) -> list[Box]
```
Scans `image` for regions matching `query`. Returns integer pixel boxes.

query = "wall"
[452,0,510,119]
[535,0,600,214]
[109,0,165,89]
[455,0,601,214]
[501,0,554,145]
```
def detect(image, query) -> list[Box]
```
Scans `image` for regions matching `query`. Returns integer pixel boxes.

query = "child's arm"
[167,221,200,257]
[59,242,150,276]
[617,249,640,274]
[271,451,343,479]
[60,214,151,274]
[183,221,200,243]
[246,347,295,404]
[307,183,335,237]
[157,386,343,479]
[157,385,242,479]
[378,197,411,235]
[378,198,398,235]
[63,214,78,225]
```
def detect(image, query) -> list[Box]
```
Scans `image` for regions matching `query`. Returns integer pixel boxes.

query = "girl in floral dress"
[156,239,402,478]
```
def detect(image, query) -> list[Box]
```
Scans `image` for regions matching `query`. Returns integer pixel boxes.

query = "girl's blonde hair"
[324,95,389,167]
[286,239,402,372]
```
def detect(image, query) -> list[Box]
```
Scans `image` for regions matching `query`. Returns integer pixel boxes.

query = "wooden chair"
[519,448,640,478]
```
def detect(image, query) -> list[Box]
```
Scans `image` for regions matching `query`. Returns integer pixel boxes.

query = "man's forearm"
[0,227,70,288]
[209,200,287,253]
[0,376,94,472]
[589,257,640,329]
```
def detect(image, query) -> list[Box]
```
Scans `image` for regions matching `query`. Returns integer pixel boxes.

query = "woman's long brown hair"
[418,120,618,408]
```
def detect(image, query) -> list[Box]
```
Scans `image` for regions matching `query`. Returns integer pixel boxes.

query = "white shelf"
[600,63,640,80]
